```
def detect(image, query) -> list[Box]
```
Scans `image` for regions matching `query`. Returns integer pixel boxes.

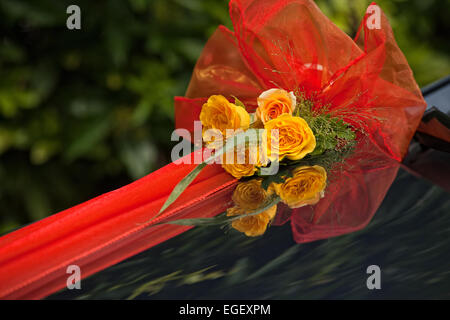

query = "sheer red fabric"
[0,0,426,299]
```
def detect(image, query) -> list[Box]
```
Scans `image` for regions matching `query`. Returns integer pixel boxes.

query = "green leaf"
[156,129,261,221]
[164,196,281,227]
[65,116,111,161]
[231,95,246,109]
[158,162,207,215]
[164,213,230,226]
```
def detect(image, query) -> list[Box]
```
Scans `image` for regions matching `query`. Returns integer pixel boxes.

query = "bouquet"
[160,89,357,237]
[162,0,427,241]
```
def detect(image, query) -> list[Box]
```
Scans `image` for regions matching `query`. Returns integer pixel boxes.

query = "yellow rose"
[272,165,327,208]
[263,113,316,161]
[200,95,250,139]
[221,146,257,179]
[231,179,271,210]
[221,144,265,179]
[256,89,296,124]
[226,205,277,237]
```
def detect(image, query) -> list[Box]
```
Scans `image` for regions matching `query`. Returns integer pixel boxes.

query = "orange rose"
[200,95,250,140]
[227,205,277,237]
[262,114,316,161]
[256,89,296,123]
[272,165,327,208]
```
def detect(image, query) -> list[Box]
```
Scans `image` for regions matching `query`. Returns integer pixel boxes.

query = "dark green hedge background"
[1,0,449,233]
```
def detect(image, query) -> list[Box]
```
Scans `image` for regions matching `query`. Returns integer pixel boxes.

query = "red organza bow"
[0,0,426,299]
[175,0,426,242]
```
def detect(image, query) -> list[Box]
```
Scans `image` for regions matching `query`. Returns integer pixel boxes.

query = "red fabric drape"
[0,150,236,299]
[0,0,426,299]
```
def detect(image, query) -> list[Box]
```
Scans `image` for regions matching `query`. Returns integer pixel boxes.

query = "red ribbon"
[0,149,236,299]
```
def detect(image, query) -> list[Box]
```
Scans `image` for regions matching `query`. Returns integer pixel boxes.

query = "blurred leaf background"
[0,0,449,234]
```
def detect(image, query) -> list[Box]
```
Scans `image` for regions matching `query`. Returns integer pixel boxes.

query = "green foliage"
[295,98,356,156]
[0,0,448,233]
[0,0,230,233]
